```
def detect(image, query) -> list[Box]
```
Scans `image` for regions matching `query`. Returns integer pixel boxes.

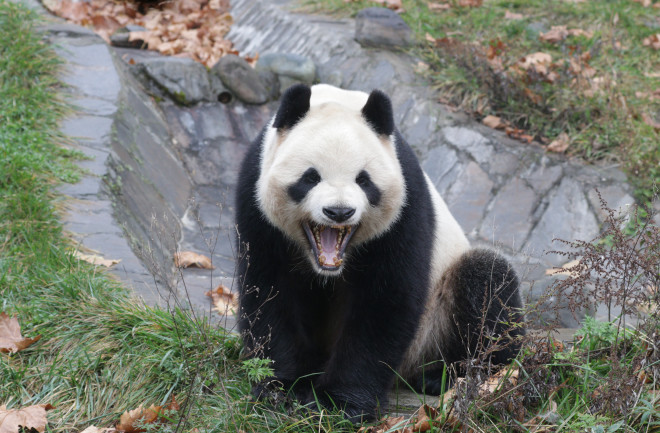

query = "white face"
[256,101,406,275]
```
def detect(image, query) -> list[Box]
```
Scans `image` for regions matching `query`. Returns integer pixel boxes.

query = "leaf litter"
[41,0,236,67]
[0,312,41,354]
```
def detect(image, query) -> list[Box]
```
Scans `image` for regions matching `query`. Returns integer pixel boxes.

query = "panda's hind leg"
[414,249,525,394]
[442,248,525,366]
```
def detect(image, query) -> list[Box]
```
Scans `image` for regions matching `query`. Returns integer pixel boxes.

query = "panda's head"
[256,84,406,276]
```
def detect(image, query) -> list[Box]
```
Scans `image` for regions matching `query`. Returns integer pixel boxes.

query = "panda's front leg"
[302,275,424,422]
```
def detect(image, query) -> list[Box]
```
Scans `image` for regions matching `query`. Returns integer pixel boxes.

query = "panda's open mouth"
[302,222,356,271]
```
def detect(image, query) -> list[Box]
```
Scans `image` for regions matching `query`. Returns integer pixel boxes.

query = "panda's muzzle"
[302,221,356,271]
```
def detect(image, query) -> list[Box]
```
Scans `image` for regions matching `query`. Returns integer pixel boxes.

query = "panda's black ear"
[273,84,312,131]
[361,89,394,137]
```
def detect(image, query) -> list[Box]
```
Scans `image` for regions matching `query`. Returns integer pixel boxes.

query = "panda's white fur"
[256,84,468,276]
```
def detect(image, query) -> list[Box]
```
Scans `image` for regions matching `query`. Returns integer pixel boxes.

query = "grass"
[1,0,659,432]
[303,0,659,206]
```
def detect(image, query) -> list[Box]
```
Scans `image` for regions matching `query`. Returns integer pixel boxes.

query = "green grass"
[303,0,660,205]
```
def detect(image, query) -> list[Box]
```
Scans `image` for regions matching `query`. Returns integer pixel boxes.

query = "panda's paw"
[302,390,376,423]
[251,377,290,403]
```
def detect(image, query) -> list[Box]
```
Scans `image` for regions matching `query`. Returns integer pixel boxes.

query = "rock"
[211,54,269,104]
[256,68,280,101]
[256,53,316,91]
[354,7,412,48]
[209,73,234,104]
[137,57,213,105]
[110,25,148,49]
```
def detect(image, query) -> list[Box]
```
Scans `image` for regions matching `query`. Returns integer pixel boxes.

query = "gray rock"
[480,177,536,250]
[110,25,147,48]
[586,185,635,223]
[355,7,412,48]
[138,57,213,105]
[442,126,493,166]
[257,52,317,88]
[445,161,493,233]
[211,54,269,104]
[524,178,600,266]
[257,68,280,100]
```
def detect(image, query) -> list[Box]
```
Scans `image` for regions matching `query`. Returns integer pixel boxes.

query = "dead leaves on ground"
[116,398,179,433]
[426,0,483,11]
[0,313,41,354]
[74,251,121,268]
[174,251,214,269]
[205,284,238,315]
[0,404,54,433]
[42,0,234,67]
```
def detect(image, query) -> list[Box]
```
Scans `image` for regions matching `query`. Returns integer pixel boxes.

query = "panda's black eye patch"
[356,170,381,207]
[288,167,321,203]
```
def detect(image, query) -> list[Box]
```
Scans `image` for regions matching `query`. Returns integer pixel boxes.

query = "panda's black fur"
[235,84,524,422]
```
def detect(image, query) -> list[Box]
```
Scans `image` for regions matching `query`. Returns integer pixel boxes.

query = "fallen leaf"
[482,115,506,129]
[635,90,660,101]
[74,251,120,267]
[428,2,450,11]
[0,404,54,433]
[504,10,524,20]
[505,126,534,143]
[518,52,552,75]
[457,0,482,6]
[567,28,593,38]
[116,405,161,433]
[540,25,568,43]
[371,0,404,12]
[358,416,407,433]
[0,312,41,354]
[642,113,660,131]
[547,132,570,153]
[633,0,652,5]
[642,34,660,50]
[479,367,519,395]
[411,404,439,432]
[174,251,214,269]
[546,258,581,276]
[205,284,237,315]
[80,427,116,433]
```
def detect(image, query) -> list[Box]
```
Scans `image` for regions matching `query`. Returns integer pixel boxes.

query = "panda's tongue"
[319,227,339,264]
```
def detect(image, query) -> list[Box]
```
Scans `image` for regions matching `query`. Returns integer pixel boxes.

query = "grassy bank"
[304,0,659,206]
[0,2,242,431]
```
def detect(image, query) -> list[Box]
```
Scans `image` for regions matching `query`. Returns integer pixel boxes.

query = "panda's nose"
[323,206,356,223]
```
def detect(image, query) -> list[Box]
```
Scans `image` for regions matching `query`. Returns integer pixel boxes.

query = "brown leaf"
[518,52,552,73]
[358,416,408,433]
[504,10,524,20]
[58,0,90,22]
[80,427,116,433]
[457,0,482,6]
[540,25,568,43]
[567,28,593,38]
[74,251,120,267]
[642,34,660,50]
[642,113,660,131]
[174,251,214,269]
[479,367,519,395]
[428,2,450,11]
[411,404,439,432]
[482,115,506,130]
[116,405,163,433]
[547,132,570,153]
[0,312,41,354]
[0,404,54,433]
[633,0,652,5]
[205,284,237,315]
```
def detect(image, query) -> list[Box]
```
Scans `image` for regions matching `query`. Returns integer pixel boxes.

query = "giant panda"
[235,83,524,422]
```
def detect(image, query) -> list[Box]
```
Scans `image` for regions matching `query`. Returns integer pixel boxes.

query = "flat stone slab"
[355,7,412,48]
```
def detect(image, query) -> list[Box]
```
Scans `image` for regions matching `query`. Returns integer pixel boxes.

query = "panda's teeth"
[333,257,342,266]
[319,255,326,266]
